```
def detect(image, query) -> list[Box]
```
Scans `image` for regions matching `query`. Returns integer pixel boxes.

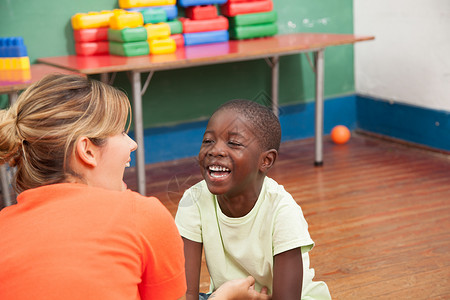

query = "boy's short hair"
[216,99,281,151]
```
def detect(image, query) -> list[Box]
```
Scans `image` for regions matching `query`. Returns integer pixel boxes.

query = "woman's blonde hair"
[0,74,131,193]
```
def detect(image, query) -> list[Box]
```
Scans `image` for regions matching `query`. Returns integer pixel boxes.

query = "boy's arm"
[182,237,203,300]
[272,247,303,300]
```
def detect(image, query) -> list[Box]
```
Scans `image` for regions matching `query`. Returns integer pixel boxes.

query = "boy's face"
[198,109,264,197]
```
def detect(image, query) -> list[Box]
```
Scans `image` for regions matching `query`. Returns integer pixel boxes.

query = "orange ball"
[331,125,351,144]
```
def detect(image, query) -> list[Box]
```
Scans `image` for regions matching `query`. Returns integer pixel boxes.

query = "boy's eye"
[228,141,242,147]
[202,139,213,144]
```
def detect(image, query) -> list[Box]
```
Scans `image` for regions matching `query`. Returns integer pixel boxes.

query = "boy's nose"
[208,141,226,157]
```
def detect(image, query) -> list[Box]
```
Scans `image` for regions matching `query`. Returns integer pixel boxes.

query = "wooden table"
[38,33,375,196]
[0,64,84,207]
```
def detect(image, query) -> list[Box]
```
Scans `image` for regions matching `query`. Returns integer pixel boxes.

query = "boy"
[175,99,331,300]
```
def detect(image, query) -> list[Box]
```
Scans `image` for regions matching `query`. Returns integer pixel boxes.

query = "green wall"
[0,0,354,128]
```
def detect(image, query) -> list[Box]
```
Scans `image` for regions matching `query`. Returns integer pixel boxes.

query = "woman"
[0,74,270,300]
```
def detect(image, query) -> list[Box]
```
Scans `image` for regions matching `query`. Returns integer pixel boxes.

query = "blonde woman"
[0,74,270,300]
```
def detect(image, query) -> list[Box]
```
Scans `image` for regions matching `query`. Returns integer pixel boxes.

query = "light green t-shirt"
[175,177,331,299]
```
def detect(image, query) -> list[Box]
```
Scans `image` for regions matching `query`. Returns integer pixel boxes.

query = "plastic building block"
[73,28,109,42]
[229,22,277,40]
[71,10,122,30]
[145,23,171,40]
[128,5,178,20]
[171,34,184,47]
[183,30,229,46]
[149,37,176,54]
[0,57,30,70]
[109,41,150,56]
[108,27,148,43]
[166,20,183,35]
[178,0,227,8]
[110,11,144,30]
[0,69,31,83]
[185,5,218,20]
[180,16,228,33]
[141,8,167,24]
[0,37,28,57]
[221,0,273,17]
[75,41,109,56]
[228,11,277,27]
[119,0,176,9]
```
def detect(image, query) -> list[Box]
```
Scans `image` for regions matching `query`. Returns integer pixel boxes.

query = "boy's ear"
[259,149,278,173]
[74,136,98,168]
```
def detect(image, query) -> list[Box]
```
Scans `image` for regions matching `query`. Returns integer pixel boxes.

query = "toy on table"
[331,125,351,145]
[145,23,176,54]
[108,11,150,56]
[120,0,179,51]
[179,0,229,46]
[221,0,278,40]
[0,37,30,70]
[71,10,124,55]
[0,37,31,83]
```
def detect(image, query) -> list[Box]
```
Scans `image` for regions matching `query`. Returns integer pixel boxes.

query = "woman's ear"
[260,149,278,173]
[74,137,98,168]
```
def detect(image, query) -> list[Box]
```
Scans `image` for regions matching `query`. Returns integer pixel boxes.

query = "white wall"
[354,0,450,112]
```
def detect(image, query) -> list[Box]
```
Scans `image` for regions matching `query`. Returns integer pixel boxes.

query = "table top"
[0,64,84,94]
[37,33,374,75]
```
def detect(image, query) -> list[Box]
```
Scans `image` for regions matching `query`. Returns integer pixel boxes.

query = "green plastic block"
[166,19,183,35]
[228,11,277,27]
[109,41,149,56]
[229,22,278,40]
[142,9,167,24]
[108,27,148,43]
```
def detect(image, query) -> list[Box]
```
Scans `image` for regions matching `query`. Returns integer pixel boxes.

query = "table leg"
[271,56,279,117]
[130,71,147,195]
[314,49,325,166]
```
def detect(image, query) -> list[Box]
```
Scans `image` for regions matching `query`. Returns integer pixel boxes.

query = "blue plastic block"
[127,5,178,20]
[178,0,227,8]
[183,30,229,46]
[0,37,28,57]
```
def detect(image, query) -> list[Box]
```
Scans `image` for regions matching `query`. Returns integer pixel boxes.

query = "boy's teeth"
[209,165,230,172]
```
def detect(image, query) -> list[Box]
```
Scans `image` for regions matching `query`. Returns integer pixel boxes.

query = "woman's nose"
[128,136,138,152]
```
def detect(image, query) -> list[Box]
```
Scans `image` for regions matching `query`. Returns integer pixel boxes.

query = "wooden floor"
[1,133,449,298]
[124,133,450,299]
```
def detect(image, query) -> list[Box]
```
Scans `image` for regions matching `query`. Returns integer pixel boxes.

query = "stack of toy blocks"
[71,10,123,55]
[0,37,31,82]
[108,10,151,56]
[178,0,229,46]
[118,0,177,54]
[220,0,277,40]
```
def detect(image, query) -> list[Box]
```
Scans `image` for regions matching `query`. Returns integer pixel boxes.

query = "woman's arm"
[272,247,303,300]
[182,237,203,300]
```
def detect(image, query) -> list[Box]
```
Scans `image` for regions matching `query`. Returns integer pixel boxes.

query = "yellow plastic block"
[110,11,144,30]
[0,57,30,70]
[149,38,176,55]
[145,23,171,40]
[71,10,124,30]
[119,0,176,9]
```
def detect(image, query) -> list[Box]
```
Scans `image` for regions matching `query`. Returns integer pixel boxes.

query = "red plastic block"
[180,16,228,33]
[185,5,218,20]
[75,41,109,56]
[220,0,273,17]
[73,28,109,42]
[171,34,185,47]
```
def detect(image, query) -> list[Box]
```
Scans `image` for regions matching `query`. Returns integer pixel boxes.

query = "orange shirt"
[0,183,186,300]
